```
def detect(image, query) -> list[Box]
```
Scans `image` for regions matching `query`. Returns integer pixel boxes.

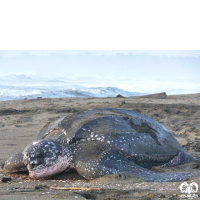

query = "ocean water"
[0,73,200,101]
[0,74,145,101]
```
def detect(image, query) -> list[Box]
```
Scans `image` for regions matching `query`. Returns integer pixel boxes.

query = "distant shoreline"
[1,92,200,102]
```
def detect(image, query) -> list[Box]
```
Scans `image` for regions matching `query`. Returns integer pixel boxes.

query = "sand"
[0,93,200,199]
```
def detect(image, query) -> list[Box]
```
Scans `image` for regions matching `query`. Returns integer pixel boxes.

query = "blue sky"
[1,50,200,58]
[0,50,199,82]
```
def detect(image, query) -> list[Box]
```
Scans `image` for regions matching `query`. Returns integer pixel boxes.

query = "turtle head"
[23,139,71,179]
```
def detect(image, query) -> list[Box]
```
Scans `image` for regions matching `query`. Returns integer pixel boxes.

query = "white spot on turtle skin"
[33,141,39,145]
[115,118,121,123]
[107,141,110,144]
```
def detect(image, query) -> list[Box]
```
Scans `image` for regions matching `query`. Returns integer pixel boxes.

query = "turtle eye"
[34,147,43,157]
[30,157,43,166]
[34,153,43,158]
[36,157,43,165]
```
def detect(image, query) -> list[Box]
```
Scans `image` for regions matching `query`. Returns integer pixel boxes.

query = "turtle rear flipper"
[75,146,194,182]
[4,152,27,173]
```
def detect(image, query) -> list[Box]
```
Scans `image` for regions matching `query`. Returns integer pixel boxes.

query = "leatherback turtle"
[4,108,195,182]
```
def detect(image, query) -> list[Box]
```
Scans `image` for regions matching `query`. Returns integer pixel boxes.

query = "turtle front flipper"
[74,143,194,182]
[4,152,27,173]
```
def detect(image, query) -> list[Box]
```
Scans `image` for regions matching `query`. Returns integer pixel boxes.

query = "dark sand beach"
[1,93,200,199]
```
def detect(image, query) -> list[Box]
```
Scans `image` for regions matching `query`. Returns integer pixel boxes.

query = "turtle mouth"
[24,155,69,179]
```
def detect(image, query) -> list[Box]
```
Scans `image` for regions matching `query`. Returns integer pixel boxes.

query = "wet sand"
[1,93,200,199]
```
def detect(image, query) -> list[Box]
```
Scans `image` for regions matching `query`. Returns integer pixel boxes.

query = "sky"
[1,50,200,58]
[0,50,200,82]
[0,50,200,93]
